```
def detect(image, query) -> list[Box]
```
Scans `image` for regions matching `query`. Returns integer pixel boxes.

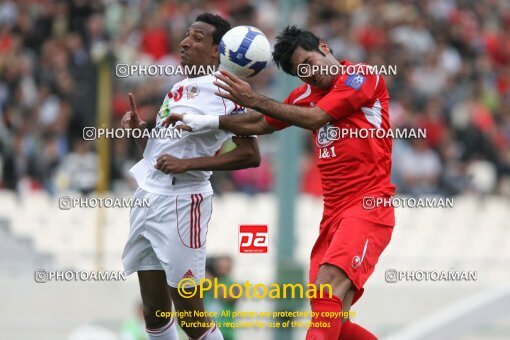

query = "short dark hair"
[195,13,231,45]
[273,25,330,75]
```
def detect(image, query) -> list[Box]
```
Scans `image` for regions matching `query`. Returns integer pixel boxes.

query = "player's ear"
[318,41,330,55]
[211,44,219,61]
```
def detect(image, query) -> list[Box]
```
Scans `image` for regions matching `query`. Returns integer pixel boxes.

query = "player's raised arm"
[120,93,148,150]
[163,110,278,135]
[218,111,277,135]
[213,70,333,131]
[155,136,260,174]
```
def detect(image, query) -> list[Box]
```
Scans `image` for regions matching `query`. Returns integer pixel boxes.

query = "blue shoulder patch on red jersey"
[345,74,365,90]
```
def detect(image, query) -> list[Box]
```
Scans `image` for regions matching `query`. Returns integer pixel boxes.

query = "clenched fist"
[155,154,189,174]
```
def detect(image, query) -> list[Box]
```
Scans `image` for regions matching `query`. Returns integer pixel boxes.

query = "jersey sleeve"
[317,73,378,120]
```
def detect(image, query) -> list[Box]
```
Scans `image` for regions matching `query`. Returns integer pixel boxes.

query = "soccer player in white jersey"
[120,13,260,340]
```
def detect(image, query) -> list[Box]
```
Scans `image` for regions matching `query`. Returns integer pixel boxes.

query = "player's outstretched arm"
[154,136,260,174]
[120,93,148,151]
[218,110,277,135]
[163,110,277,135]
[214,70,333,131]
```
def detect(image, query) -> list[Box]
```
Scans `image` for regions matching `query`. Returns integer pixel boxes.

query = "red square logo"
[239,225,268,253]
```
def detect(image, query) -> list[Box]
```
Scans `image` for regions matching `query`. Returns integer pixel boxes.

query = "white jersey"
[129,74,244,195]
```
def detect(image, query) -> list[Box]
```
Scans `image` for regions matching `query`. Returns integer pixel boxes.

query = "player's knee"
[170,295,211,338]
[315,264,352,299]
[142,301,171,329]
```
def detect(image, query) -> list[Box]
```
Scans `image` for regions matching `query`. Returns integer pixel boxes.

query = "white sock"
[146,318,178,340]
[196,325,223,340]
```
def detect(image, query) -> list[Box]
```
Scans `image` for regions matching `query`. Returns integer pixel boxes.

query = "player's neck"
[187,72,202,79]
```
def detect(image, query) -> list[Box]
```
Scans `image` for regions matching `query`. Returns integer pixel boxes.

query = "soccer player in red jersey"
[168,26,395,339]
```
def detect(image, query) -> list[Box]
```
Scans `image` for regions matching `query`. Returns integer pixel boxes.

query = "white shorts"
[122,187,213,287]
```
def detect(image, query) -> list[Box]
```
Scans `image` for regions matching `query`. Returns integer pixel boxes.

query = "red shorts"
[309,201,394,305]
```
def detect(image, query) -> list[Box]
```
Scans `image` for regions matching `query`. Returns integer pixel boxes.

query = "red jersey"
[266,61,395,219]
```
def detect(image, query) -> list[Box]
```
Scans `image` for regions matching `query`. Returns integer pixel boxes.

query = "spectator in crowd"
[54,138,98,194]
[397,138,443,196]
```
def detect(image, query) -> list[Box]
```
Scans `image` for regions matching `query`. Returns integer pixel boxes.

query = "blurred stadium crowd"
[1,0,510,197]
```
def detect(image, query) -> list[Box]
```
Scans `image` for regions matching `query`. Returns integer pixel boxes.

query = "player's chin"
[180,54,191,65]
[317,75,335,89]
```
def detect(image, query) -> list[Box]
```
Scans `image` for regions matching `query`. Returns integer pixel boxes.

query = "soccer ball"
[219,26,271,78]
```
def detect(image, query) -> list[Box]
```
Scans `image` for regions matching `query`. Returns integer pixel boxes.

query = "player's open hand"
[121,93,147,130]
[213,70,260,108]
[162,113,191,132]
[155,154,189,174]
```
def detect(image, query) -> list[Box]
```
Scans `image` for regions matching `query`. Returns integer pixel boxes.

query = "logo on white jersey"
[231,103,247,115]
[182,269,195,279]
[159,101,171,119]
[187,84,200,99]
